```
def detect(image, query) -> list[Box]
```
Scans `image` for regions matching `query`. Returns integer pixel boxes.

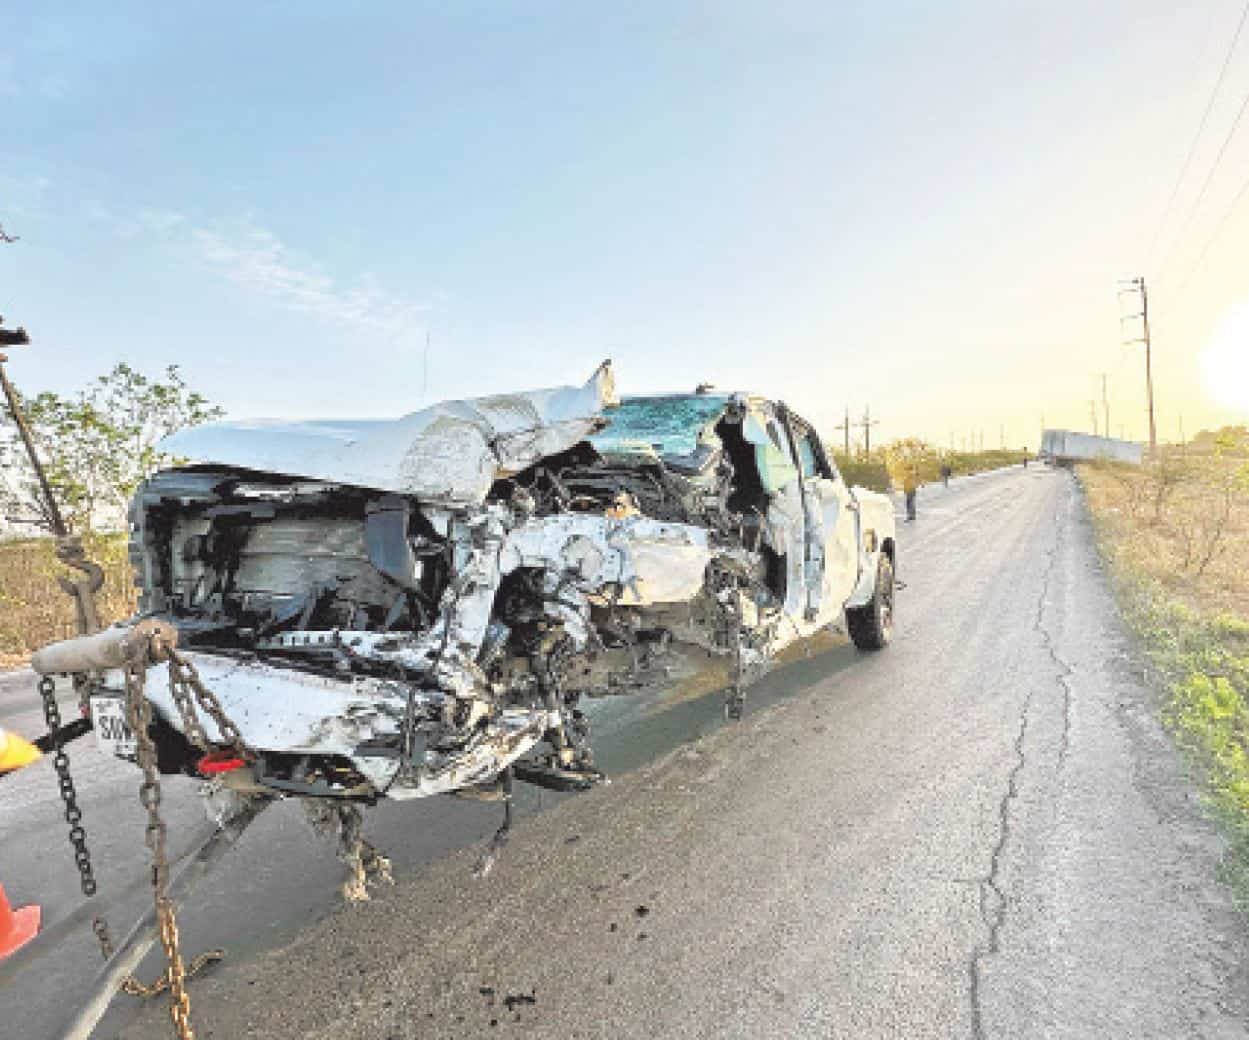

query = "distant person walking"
[940,462,952,488]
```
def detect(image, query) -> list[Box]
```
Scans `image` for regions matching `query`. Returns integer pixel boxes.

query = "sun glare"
[1199,302,1249,415]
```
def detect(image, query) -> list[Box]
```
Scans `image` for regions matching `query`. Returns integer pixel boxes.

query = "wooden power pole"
[1100,373,1110,440]
[1119,277,1157,452]
[857,406,879,457]
[834,405,851,456]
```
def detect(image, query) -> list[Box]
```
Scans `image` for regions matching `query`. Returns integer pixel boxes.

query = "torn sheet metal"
[499,513,712,605]
[160,361,617,505]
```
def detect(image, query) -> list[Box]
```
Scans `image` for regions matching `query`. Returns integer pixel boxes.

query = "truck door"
[787,416,860,619]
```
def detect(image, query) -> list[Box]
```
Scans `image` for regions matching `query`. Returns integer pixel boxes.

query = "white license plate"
[91,696,137,758]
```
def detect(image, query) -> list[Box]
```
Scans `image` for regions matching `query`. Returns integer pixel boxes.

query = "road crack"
[968,698,1031,1040]
[1033,492,1076,763]
[968,488,1072,1039]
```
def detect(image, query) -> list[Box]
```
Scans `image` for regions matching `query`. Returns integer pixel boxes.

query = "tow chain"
[123,653,195,1038]
[40,637,253,1040]
[37,674,116,957]
[163,647,249,760]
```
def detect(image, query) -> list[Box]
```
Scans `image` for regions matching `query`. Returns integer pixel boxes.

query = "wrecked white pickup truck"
[52,362,896,803]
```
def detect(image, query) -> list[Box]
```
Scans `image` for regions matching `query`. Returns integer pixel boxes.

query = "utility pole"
[0,316,103,632]
[0,319,67,534]
[834,406,852,456]
[857,406,879,457]
[1100,372,1109,439]
[1118,277,1157,452]
[1142,280,1156,452]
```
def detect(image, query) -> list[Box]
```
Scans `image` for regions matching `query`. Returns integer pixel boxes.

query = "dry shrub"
[0,533,136,665]
[1081,447,1249,620]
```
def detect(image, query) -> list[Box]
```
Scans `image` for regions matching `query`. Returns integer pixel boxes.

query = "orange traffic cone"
[0,725,41,774]
[0,883,41,960]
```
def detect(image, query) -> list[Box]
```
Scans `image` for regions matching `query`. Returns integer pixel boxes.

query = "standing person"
[940,461,952,488]
[885,438,932,523]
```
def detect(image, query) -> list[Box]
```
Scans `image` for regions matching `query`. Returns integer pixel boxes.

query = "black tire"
[846,554,894,651]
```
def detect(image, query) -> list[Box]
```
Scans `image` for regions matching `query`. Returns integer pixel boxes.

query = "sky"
[3,1,1249,451]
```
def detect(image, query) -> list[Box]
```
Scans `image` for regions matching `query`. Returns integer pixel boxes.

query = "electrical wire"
[1146,0,1249,266]
[1157,8,1249,284]
[1175,164,1249,293]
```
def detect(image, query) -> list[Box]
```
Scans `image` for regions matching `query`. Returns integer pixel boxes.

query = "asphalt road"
[3,465,1248,1039]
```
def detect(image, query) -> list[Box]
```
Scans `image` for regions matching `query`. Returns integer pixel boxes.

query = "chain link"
[118,949,225,999]
[38,675,134,988]
[163,656,209,751]
[38,674,98,898]
[124,658,195,1039]
[164,648,250,759]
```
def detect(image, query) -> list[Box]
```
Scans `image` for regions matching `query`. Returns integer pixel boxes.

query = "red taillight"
[197,752,246,776]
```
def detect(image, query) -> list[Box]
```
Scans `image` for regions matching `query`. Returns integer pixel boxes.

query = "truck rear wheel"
[847,554,893,651]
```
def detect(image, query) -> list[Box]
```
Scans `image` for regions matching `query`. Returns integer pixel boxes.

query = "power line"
[1158,57,1249,284]
[1176,162,1249,292]
[1147,0,1249,266]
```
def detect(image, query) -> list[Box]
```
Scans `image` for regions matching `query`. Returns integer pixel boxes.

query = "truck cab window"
[797,435,819,479]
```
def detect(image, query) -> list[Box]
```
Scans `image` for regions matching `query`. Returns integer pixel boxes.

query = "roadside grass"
[1081,442,1249,910]
[0,533,136,667]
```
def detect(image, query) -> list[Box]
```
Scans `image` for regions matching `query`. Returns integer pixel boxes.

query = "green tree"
[0,363,223,532]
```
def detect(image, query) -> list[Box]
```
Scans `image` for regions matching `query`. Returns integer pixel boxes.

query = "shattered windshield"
[590,394,729,457]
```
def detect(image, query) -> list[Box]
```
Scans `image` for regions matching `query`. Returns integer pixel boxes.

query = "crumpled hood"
[159,361,617,505]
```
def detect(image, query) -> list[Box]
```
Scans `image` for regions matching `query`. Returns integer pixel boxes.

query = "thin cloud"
[190,221,429,340]
[87,205,432,341]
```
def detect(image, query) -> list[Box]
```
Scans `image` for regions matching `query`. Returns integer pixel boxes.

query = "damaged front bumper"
[87,651,560,800]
